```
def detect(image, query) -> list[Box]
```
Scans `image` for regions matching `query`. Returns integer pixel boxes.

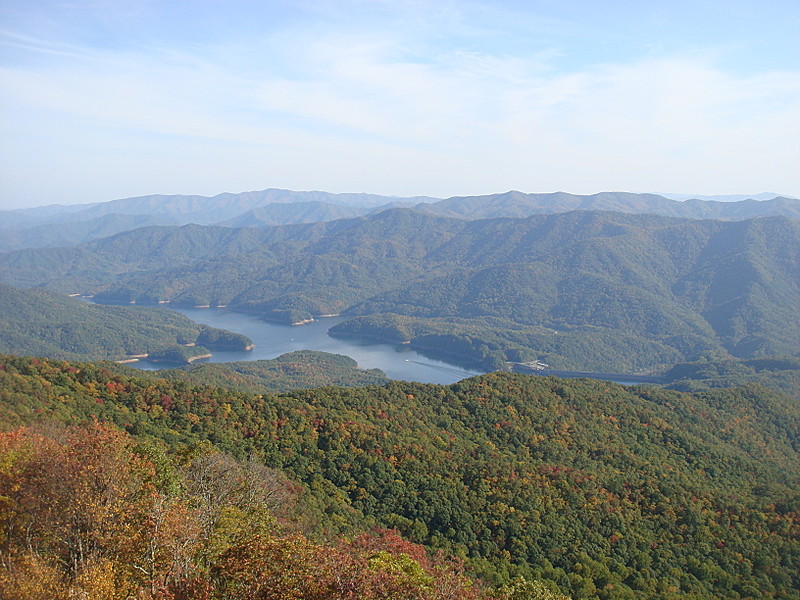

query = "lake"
[132,307,483,385]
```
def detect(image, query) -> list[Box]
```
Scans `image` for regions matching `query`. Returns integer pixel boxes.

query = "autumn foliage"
[5,354,798,598]
[0,422,519,600]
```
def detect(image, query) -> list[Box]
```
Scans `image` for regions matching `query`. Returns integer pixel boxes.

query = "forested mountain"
[2,210,797,372]
[1,354,798,599]
[217,201,369,227]
[663,356,800,399]
[0,283,252,361]
[3,189,795,231]
[663,192,791,202]
[0,188,422,252]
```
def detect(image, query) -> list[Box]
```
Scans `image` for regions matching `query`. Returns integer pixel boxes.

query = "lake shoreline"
[120,307,482,385]
[89,300,657,386]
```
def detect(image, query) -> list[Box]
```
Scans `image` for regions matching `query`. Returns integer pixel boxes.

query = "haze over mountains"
[0,188,797,252]
[661,192,794,202]
[1,186,797,373]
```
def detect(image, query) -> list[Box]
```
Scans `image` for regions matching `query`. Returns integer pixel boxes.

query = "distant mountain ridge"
[416,190,800,221]
[0,213,170,252]
[218,201,369,228]
[0,188,435,229]
[662,192,796,202]
[0,188,797,252]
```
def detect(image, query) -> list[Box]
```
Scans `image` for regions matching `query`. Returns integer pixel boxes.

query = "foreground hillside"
[2,210,797,372]
[1,354,797,599]
[1,422,513,600]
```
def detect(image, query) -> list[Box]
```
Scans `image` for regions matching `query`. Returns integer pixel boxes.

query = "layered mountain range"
[1,188,797,251]
[2,205,797,373]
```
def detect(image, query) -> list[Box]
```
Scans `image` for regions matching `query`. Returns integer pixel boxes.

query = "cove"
[132,307,483,385]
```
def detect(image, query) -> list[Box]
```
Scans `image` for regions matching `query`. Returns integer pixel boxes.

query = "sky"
[1,0,798,210]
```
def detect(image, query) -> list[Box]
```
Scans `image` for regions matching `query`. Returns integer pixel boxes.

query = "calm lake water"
[133,307,483,385]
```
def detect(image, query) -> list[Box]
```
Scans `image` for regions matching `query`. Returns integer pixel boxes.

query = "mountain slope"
[0,213,170,252]
[1,188,795,254]
[0,188,439,228]
[217,201,367,227]
[4,189,795,231]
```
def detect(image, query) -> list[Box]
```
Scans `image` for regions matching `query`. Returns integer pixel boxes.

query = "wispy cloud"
[1,0,798,207]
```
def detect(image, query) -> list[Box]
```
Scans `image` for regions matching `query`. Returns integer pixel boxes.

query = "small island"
[143,326,256,365]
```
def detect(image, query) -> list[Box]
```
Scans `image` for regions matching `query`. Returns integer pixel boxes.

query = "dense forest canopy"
[1,354,798,599]
[1,421,511,600]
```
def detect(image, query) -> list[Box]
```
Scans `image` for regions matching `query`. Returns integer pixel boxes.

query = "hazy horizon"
[2,188,796,214]
[2,1,798,210]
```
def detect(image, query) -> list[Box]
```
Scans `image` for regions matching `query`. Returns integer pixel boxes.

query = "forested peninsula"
[0,283,252,363]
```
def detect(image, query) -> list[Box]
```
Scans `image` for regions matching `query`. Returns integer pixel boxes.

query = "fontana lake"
[131,307,483,385]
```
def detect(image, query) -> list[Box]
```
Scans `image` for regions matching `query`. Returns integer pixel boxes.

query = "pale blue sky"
[1,0,798,209]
